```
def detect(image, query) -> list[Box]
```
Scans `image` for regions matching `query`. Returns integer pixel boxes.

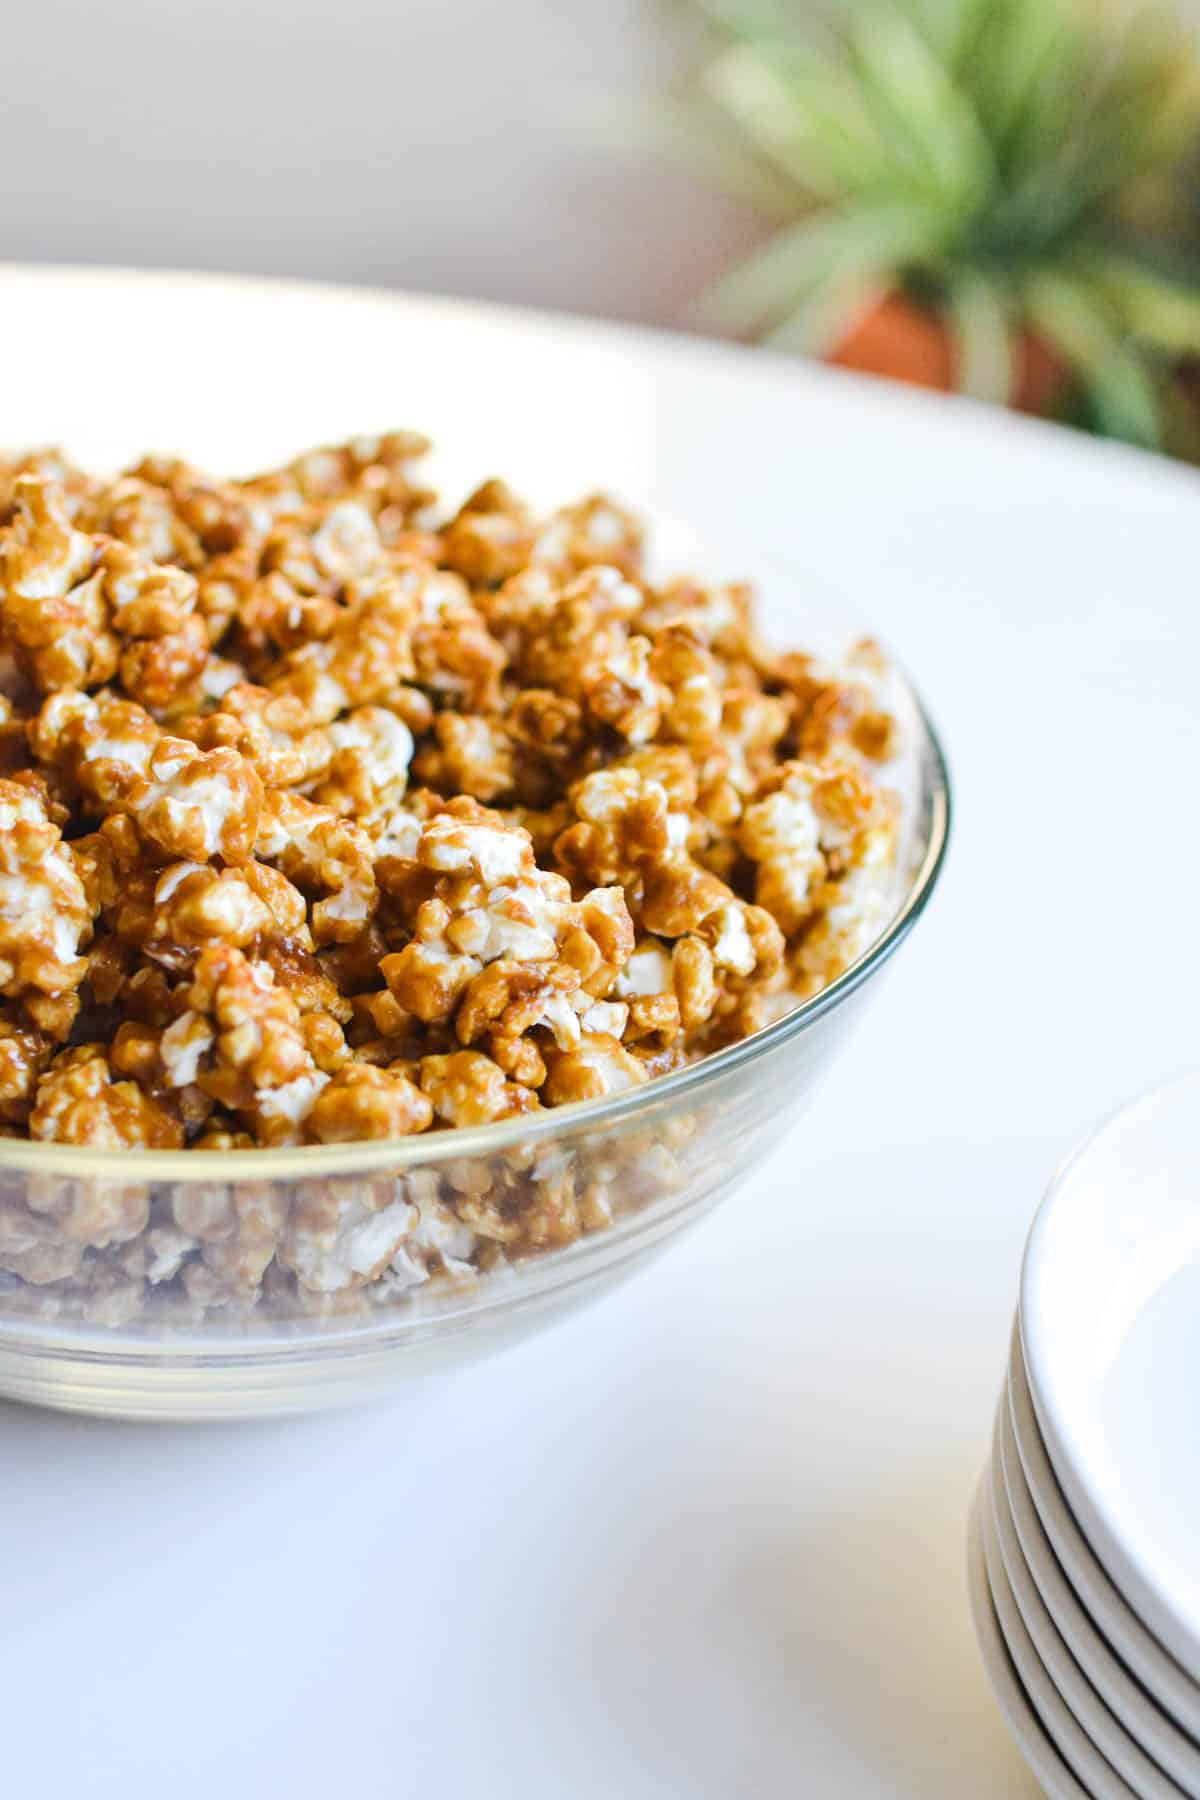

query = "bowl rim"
[0,683,950,1184]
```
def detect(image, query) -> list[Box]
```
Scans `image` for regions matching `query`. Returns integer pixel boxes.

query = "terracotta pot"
[1162,359,1200,464]
[827,291,1072,417]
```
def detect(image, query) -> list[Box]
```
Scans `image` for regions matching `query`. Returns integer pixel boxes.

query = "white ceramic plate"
[980,1477,1138,1799]
[968,1484,1091,1800]
[1007,1332,1200,1742]
[990,1412,1190,1799]
[996,1397,1200,1791]
[1021,1075,1200,1681]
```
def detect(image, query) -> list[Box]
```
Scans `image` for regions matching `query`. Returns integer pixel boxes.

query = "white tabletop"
[2,270,1198,1799]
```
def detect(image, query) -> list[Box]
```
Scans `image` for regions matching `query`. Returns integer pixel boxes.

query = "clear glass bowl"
[0,686,949,1420]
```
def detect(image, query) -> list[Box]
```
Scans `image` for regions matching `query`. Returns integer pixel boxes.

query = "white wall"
[2,0,759,324]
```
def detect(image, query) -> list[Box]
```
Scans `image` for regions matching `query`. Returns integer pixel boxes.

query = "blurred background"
[7,0,1200,455]
[0,1,746,324]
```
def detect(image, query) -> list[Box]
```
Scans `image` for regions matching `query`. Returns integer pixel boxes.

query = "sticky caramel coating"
[0,432,903,1315]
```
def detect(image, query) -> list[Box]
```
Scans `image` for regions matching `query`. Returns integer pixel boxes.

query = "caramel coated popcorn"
[0,432,904,1319]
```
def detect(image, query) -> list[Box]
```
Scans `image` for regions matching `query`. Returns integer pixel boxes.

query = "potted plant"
[658,0,1200,449]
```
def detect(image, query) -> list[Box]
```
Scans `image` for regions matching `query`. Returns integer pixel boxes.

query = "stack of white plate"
[970,1072,1200,1799]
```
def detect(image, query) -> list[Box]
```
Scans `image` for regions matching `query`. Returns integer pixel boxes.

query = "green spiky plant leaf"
[661,0,1200,448]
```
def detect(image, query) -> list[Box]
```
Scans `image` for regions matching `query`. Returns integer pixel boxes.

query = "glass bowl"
[0,685,949,1421]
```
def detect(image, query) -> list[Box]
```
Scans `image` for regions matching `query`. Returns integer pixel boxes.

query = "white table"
[2,271,1197,1798]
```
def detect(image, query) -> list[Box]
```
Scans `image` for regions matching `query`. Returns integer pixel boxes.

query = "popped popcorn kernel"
[307,1064,433,1144]
[30,1044,183,1151]
[167,945,337,1146]
[0,778,93,1014]
[419,1050,541,1127]
[0,477,116,693]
